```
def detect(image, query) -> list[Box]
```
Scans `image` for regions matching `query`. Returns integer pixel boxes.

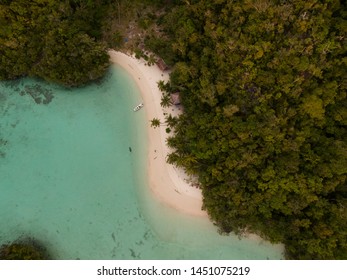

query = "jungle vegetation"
[159,0,347,259]
[0,0,111,86]
[0,0,176,86]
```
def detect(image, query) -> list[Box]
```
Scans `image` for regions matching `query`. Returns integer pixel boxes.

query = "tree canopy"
[162,0,347,259]
[0,0,110,86]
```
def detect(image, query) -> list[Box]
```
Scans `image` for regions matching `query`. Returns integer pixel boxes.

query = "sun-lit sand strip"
[108,50,206,217]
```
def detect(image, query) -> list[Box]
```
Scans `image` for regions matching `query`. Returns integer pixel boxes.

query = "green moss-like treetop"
[0,0,110,86]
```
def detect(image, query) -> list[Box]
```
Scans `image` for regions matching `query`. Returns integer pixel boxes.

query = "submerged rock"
[20,84,54,105]
[0,238,51,260]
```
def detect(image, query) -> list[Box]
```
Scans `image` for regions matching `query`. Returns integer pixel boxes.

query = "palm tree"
[147,54,156,66]
[160,93,171,108]
[157,80,166,92]
[150,118,162,128]
[165,114,178,128]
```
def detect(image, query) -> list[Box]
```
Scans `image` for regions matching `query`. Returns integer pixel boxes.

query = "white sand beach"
[108,50,206,217]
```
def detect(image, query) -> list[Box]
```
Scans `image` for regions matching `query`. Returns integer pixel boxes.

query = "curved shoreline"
[108,50,206,217]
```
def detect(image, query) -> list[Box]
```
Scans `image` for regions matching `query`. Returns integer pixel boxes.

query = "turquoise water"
[0,65,283,259]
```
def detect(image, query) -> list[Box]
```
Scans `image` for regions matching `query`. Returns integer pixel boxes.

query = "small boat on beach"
[133,103,144,112]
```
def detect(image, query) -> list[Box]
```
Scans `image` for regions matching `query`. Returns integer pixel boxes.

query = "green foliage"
[160,93,171,108]
[150,118,161,128]
[112,31,124,48]
[144,35,177,66]
[138,15,154,30]
[163,0,347,259]
[0,239,50,260]
[31,30,109,86]
[165,114,178,128]
[134,48,145,59]
[0,0,110,86]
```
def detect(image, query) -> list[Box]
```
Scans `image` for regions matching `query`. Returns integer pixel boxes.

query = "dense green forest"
[0,0,173,85]
[0,0,110,86]
[1,0,346,259]
[159,0,347,259]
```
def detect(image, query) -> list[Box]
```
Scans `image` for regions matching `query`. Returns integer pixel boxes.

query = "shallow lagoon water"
[0,65,283,259]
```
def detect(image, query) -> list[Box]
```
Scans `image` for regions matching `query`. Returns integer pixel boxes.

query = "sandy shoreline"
[108,50,206,217]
